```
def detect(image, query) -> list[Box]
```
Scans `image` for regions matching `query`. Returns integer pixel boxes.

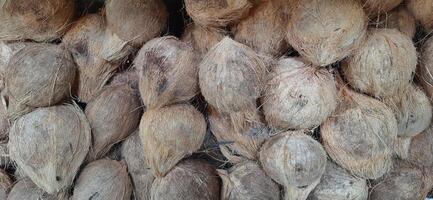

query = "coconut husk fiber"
[7,178,68,200]
[407,124,433,168]
[263,57,337,130]
[85,83,141,160]
[418,36,433,101]
[342,28,417,98]
[150,159,221,200]
[0,42,28,91]
[135,36,200,110]
[360,0,403,16]
[181,23,227,55]
[286,0,367,66]
[406,0,433,31]
[259,131,327,200]
[369,6,416,39]
[0,98,9,141]
[218,160,280,200]
[0,0,74,42]
[71,159,132,200]
[139,104,206,177]
[8,104,91,194]
[0,170,11,199]
[0,143,10,168]
[110,69,139,90]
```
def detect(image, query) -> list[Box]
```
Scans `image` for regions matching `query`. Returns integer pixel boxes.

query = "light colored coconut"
[263,57,337,130]
[370,6,416,38]
[360,0,403,16]
[150,159,220,200]
[135,36,200,110]
[218,160,280,200]
[286,0,367,66]
[71,159,132,200]
[407,124,433,168]
[342,28,417,98]
[0,170,11,200]
[9,104,91,194]
[406,0,433,31]
[181,23,227,55]
[259,131,327,200]
[418,36,433,101]
[7,178,68,200]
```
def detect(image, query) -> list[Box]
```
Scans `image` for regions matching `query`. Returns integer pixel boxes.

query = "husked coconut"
[370,6,416,38]
[0,170,11,200]
[135,36,200,109]
[0,0,74,42]
[71,159,132,200]
[360,0,403,16]
[407,125,433,168]
[309,161,368,200]
[263,57,337,130]
[9,104,91,194]
[259,131,327,200]
[418,36,433,101]
[139,104,206,177]
[406,0,433,30]
[7,178,68,200]
[150,159,221,200]
[342,28,417,98]
[218,161,280,200]
[286,0,367,66]
[181,23,227,54]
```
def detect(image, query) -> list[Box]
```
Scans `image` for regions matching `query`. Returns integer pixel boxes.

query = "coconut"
[85,83,141,160]
[71,159,132,200]
[181,23,227,55]
[407,125,433,168]
[135,36,200,110]
[150,159,220,200]
[0,97,9,141]
[309,161,368,200]
[7,178,68,200]
[0,42,28,90]
[406,0,433,31]
[105,0,168,47]
[139,104,206,177]
[418,36,433,101]
[121,132,155,200]
[370,6,416,38]
[110,69,139,90]
[232,0,289,57]
[342,28,417,98]
[263,57,337,130]
[259,131,327,200]
[8,104,91,194]
[184,0,253,27]
[218,160,280,200]
[0,170,11,199]
[360,0,403,16]
[0,0,74,42]
[286,0,367,66]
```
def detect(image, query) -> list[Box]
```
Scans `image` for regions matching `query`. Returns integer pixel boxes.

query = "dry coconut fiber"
[0,170,11,200]
[407,124,433,168]
[360,0,403,16]
[181,23,227,55]
[7,178,68,200]
[418,36,433,101]
[406,0,433,31]
[369,6,416,39]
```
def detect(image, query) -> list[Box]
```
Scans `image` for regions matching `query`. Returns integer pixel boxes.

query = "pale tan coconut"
[71,159,132,200]
[0,0,74,42]
[370,6,416,38]
[0,170,11,200]
[85,83,141,160]
[342,28,417,98]
[406,0,433,31]
[121,132,155,200]
[263,57,337,130]
[286,0,367,66]
[135,36,200,110]
[309,161,368,200]
[218,161,280,200]
[407,124,433,168]
[360,0,403,16]
[259,131,327,200]
[418,36,433,101]
[7,178,68,200]
[8,104,91,194]
[150,159,220,200]
[181,23,227,55]
[139,104,206,177]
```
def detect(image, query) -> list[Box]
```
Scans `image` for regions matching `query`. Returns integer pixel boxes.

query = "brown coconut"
[135,36,200,109]
[0,170,11,200]
[184,0,253,27]
[7,178,68,200]
[309,161,368,200]
[139,104,206,177]
[360,0,403,16]
[407,124,433,168]
[8,104,91,194]
[232,0,289,57]
[71,159,132,200]
[263,57,337,130]
[85,83,141,160]
[418,36,433,101]
[259,131,327,200]
[181,23,227,55]
[342,28,417,98]
[121,132,155,200]
[370,6,416,38]
[406,0,433,31]
[218,160,280,200]
[0,0,74,42]
[286,0,367,66]
[150,159,220,200]
[105,0,168,47]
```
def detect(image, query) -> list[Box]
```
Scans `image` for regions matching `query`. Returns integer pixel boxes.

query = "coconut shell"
[370,6,416,38]
[121,132,155,200]
[406,0,433,31]
[139,104,206,177]
[407,124,433,168]
[286,0,367,66]
[418,36,433,101]
[309,161,368,200]
[7,178,68,200]
[135,36,200,110]
[105,0,168,47]
[181,23,227,55]
[85,83,141,160]
[360,0,403,16]
[71,159,132,200]
[9,104,91,194]
[150,159,221,200]
[263,57,337,130]
[218,161,280,200]
[259,131,327,200]
[342,28,417,98]
[0,170,11,199]
[0,0,74,42]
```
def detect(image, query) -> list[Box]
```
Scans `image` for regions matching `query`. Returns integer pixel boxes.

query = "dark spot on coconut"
[89,192,100,200]
[69,143,73,152]
[334,28,341,32]
[295,163,303,172]
[56,176,61,181]
[157,78,168,95]
[73,41,88,58]
[298,185,308,189]
[349,181,354,185]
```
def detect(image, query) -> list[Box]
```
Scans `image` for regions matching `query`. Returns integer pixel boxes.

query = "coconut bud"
[360,0,403,16]
[7,178,68,200]
[370,6,416,38]
[406,0,433,31]
[181,23,227,55]
[418,36,433,101]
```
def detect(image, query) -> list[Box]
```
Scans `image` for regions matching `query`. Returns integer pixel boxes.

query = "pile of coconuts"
[0,0,433,199]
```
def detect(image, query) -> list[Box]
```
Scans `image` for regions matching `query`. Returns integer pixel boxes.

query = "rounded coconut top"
[0,170,11,200]
[181,23,227,55]
[406,0,433,31]
[408,124,433,168]
[370,6,416,38]
[286,0,367,66]
[418,36,433,101]
[360,0,403,16]
[7,178,68,200]
[9,104,91,194]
